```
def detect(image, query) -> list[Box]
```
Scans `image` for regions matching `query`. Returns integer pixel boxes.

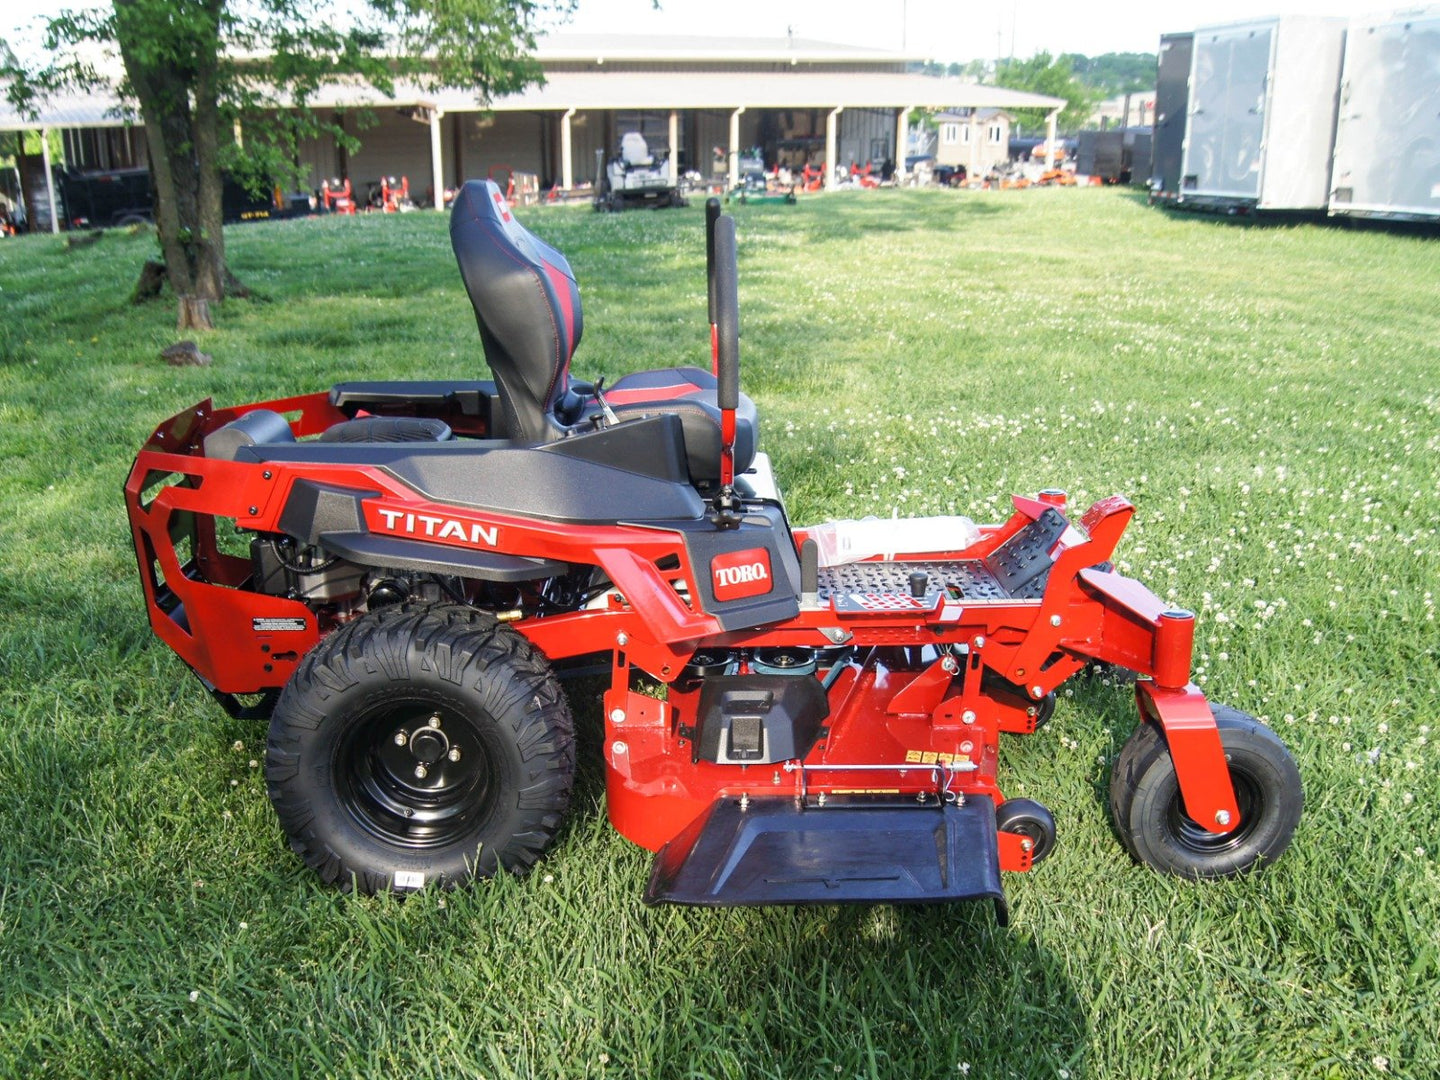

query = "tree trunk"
[15,134,39,234]
[191,51,228,307]
[132,258,167,303]
[177,296,213,330]
[114,0,229,328]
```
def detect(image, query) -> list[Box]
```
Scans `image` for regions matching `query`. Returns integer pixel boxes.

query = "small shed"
[933,108,1012,178]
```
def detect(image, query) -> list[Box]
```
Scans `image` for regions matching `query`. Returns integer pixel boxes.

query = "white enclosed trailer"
[1180,16,1346,211]
[1330,7,1440,221]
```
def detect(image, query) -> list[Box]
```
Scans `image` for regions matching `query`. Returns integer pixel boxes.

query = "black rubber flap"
[645,796,1003,908]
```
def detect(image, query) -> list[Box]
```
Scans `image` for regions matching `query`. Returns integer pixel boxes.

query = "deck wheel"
[996,797,1057,865]
[1109,704,1302,878]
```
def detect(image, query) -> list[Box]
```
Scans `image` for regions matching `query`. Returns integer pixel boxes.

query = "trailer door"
[1183,24,1274,201]
[1331,14,1440,219]
[1152,33,1194,195]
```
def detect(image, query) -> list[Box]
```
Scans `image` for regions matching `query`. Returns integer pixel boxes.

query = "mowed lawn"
[1,188,1437,1079]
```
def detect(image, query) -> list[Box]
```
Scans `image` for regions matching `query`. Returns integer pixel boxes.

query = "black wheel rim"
[1170,768,1263,854]
[1012,818,1055,862]
[334,700,498,849]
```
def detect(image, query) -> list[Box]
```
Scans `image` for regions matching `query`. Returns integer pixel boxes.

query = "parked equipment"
[1150,32,1194,202]
[1078,130,1151,185]
[594,132,686,212]
[369,176,416,213]
[320,177,356,215]
[125,182,1303,918]
[728,168,797,205]
[1178,16,1345,212]
[56,167,293,227]
[1330,8,1440,221]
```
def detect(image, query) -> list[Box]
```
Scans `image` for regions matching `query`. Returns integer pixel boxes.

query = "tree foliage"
[1062,51,1157,98]
[994,51,1095,133]
[4,0,566,327]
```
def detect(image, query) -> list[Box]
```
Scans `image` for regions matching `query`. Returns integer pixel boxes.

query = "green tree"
[1062,51,1157,97]
[994,51,1095,133]
[4,0,565,328]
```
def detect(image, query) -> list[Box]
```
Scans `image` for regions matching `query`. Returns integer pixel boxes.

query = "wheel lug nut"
[447,748,462,763]
[394,731,408,746]
[427,714,442,729]
[414,764,428,779]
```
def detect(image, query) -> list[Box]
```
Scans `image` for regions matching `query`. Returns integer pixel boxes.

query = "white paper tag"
[393,871,426,890]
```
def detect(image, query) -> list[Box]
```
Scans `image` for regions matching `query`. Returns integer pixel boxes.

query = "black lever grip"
[713,214,740,412]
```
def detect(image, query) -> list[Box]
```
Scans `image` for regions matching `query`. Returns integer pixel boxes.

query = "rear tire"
[1109,705,1301,878]
[265,603,574,893]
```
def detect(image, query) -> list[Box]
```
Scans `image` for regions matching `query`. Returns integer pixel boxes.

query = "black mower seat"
[318,416,454,443]
[450,181,583,443]
[596,367,757,480]
[449,180,758,485]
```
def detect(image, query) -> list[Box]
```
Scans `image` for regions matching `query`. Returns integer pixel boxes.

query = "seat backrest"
[620,131,652,166]
[450,180,582,441]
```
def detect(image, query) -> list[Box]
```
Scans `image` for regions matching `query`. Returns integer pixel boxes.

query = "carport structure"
[364,35,1066,197]
[428,66,1066,192]
[2,35,1065,221]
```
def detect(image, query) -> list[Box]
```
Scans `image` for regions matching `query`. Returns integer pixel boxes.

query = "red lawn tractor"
[319,177,356,215]
[125,182,1302,918]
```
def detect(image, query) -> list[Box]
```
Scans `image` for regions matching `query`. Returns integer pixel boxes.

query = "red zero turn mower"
[125,182,1302,917]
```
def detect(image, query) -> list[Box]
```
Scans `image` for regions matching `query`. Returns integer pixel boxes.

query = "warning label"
[904,750,971,766]
[251,617,308,632]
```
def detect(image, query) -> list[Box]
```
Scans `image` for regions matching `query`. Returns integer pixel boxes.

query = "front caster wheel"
[996,797,1057,865]
[1109,705,1301,878]
[265,603,575,894]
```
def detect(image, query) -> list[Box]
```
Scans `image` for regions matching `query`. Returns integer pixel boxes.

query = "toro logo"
[711,547,773,602]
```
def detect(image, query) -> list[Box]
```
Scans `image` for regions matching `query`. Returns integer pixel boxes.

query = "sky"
[5,0,1398,64]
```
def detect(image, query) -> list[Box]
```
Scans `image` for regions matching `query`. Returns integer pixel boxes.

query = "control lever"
[711,212,743,530]
[800,539,819,607]
[592,377,620,427]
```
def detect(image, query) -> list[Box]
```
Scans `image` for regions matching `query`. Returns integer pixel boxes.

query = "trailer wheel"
[265,603,574,894]
[1109,705,1301,879]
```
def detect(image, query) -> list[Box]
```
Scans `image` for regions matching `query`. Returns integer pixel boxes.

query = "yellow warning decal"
[903,750,971,766]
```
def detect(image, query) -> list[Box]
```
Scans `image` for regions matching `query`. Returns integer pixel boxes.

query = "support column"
[824,107,843,191]
[728,106,746,189]
[895,106,912,183]
[429,108,445,209]
[668,109,679,185]
[1045,109,1059,170]
[40,127,59,233]
[561,108,576,191]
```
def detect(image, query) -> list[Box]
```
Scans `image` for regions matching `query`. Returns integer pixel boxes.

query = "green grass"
[1,189,1438,1079]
